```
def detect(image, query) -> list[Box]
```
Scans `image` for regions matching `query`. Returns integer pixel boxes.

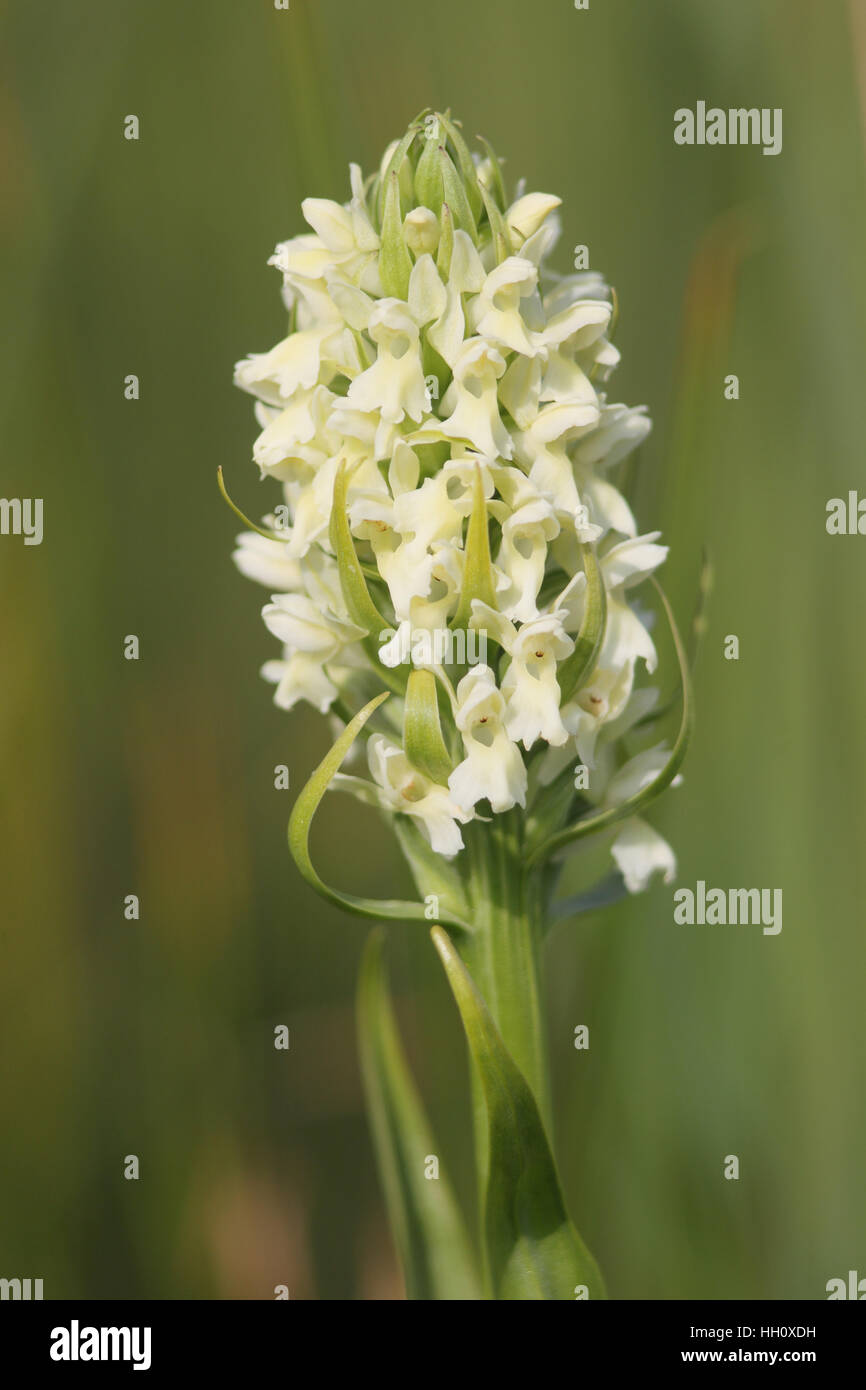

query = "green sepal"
[288,692,472,931]
[526,578,693,868]
[357,930,482,1301]
[404,669,454,785]
[450,465,497,630]
[557,545,607,702]
[380,169,413,300]
[431,927,607,1300]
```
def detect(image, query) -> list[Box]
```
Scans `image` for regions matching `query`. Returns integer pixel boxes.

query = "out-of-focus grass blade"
[357,930,482,1300]
[431,927,607,1300]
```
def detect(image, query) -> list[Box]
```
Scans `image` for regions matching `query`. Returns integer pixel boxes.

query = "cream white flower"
[260,592,365,713]
[610,818,677,893]
[366,735,471,857]
[471,605,574,749]
[505,192,562,246]
[449,666,528,812]
[346,299,429,424]
[470,257,542,356]
[436,338,512,458]
[495,496,560,623]
[232,531,302,590]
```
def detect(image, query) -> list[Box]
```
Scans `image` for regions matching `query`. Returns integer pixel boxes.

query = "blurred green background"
[1,0,864,1299]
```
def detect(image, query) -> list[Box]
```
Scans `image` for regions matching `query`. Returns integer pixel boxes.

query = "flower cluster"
[231,112,677,892]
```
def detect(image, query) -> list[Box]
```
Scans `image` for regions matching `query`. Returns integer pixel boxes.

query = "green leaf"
[557,544,606,703]
[526,578,693,868]
[288,692,472,931]
[380,169,413,299]
[450,464,496,630]
[357,930,482,1300]
[404,669,454,785]
[431,927,607,1300]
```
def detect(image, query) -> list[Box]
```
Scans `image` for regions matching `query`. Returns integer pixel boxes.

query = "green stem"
[457,812,552,1199]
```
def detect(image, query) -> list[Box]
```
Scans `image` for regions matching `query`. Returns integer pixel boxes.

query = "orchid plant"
[223,111,692,1300]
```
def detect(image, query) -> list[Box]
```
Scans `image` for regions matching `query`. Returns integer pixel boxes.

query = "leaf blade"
[431,927,607,1300]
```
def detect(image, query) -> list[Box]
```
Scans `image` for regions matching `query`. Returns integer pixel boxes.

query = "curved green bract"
[431,927,607,1300]
[526,578,693,869]
[330,460,405,695]
[217,466,289,543]
[288,692,471,931]
[357,930,482,1300]
[557,545,606,703]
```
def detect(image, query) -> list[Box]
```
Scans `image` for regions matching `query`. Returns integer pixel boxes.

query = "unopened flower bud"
[403,206,440,256]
